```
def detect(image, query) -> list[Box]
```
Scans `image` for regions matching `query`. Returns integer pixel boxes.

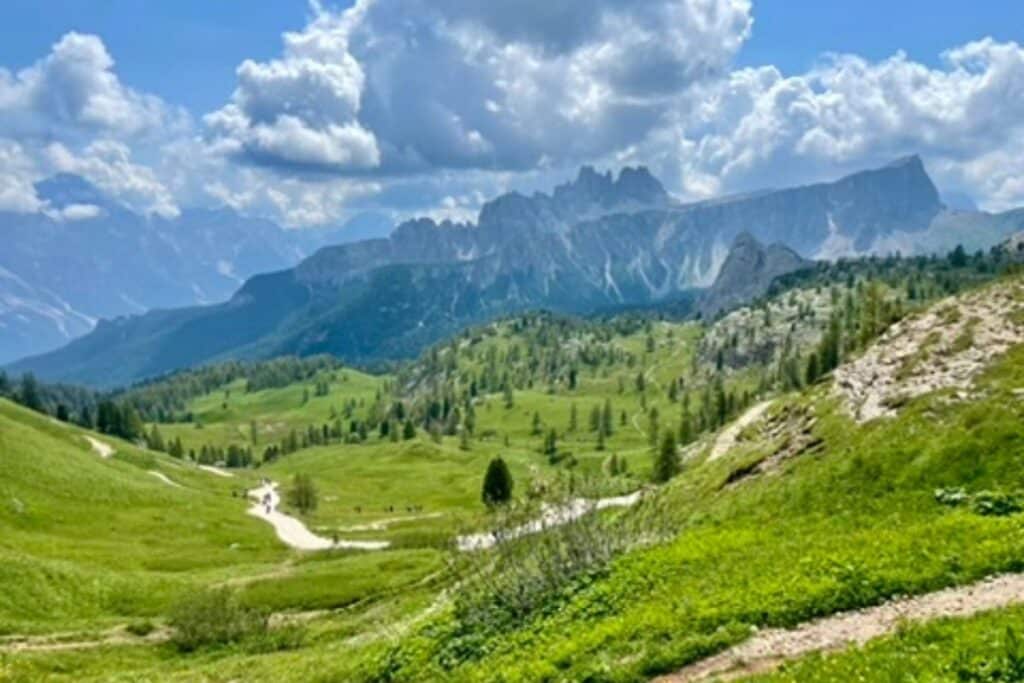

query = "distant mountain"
[0,175,390,364]
[11,157,1024,388]
[698,233,810,320]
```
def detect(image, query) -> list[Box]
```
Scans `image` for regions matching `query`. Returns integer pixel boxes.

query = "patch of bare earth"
[834,282,1024,422]
[654,573,1024,682]
[708,400,775,462]
[721,404,823,487]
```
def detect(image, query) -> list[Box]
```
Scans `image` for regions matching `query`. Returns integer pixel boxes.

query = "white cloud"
[0,140,42,213]
[0,32,184,140]
[44,140,180,218]
[650,38,1024,210]
[205,4,380,172]
[205,0,752,174]
[45,203,103,222]
[6,11,1024,231]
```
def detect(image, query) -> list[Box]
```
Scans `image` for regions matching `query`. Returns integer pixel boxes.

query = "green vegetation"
[748,608,1024,682]
[3,253,1024,681]
[481,457,513,506]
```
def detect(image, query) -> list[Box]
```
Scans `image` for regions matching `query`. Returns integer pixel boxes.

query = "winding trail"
[247,481,390,551]
[83,436,114,459]
[198,464,233,478]
[148,471,182,488]
[456,490,644,551]
[653,573,1024,682]
[708,400,774,462]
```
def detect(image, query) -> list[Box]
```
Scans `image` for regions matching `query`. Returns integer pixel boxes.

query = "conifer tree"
[652,431,680,483]
[481,457,513,506]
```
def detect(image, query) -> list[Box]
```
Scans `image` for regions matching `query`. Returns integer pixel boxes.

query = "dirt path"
[198,464,233,478]
[83,436,114,459]
[0,625,171,654]
[707,400,773,462]
[456,490,644,551]
[653,573,1024,682]
[247,481,390,551]
[148,471,182,488]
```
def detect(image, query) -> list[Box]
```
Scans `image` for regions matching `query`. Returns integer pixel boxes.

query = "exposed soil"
[653,573,1024,682]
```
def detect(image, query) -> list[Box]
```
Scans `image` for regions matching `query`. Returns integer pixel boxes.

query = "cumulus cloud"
[0,141,42,213]
[44,140,180,218]
[7,7,1024,229]
[652,38,1024,210]
[205,0,753,175]
[0,32,184,140]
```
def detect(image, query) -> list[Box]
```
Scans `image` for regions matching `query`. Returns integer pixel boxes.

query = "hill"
[2,250,1024,680]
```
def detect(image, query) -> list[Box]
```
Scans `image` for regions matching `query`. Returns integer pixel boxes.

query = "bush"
[168,588,267,652]
[288,473,318,515]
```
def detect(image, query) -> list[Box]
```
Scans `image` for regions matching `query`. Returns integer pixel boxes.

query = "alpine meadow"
[4,2,1024,682]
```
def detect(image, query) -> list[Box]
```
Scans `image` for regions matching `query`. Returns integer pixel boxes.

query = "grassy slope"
[7,276,1022,680]
[0,399,441,644]
[154,321,710,545]
[354,281,1024,681]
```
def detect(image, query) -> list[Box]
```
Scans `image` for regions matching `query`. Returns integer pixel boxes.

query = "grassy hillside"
[4,261,1024,681]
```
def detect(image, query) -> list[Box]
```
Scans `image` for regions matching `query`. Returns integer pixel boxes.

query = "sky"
[0,0,1023,229]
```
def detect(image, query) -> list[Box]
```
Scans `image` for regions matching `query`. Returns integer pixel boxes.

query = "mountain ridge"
[9,157,1024,388]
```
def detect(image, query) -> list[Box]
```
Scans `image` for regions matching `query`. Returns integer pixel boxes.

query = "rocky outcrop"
[698,233,810,319]
[834,280,1024,422]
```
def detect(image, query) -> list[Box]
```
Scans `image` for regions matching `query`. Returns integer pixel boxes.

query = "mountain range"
[8,156,1024,388]
[0,174,392,364]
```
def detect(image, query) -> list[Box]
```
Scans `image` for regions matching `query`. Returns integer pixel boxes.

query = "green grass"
[6,276,1024,681]
[351,339,1024,682]
[745,605,1024,682]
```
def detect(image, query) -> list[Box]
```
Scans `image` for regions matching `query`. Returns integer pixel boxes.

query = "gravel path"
[653,573,1024,682]
[198,464,233,477]
[83,436,114,459]
[247,481,390,552]
[708,400,773,462]
[148,471,182,488]
[456,490,644,551]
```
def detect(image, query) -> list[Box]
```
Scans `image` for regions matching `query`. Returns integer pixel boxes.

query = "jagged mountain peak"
[699,232,810,319]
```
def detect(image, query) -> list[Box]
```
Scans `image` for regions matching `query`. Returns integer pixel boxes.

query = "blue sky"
[0,1,1022,227]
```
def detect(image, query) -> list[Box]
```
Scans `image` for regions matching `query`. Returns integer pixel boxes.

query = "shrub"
[168,588,267,652]
[287,473,318,515]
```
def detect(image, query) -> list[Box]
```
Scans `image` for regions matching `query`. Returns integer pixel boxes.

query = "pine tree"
[652,431,680,483]
[568,403,579,432]
[543,428,559,462]
[805,352,820,386]
[18,373,43,413]
[481,457,513,506]
[402,419,416,440]
[602,399,614,437]
[531,411,543,436]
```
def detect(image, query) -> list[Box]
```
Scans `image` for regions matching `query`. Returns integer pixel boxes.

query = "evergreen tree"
[481,457,513,507]
[402,419,416,440]
[543,428,559,462]
[652,431,680,483]
[18,373,43,413]
[531,411,543,436]
[805,352,821,386]
[601,399,614,436]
